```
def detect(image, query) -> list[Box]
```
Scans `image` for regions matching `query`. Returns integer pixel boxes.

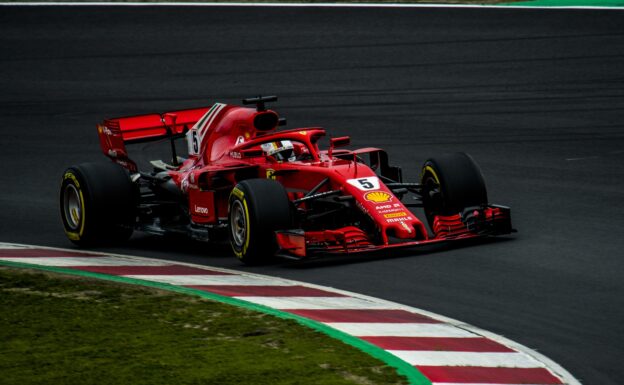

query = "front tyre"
[420,152,488,229]
[228,179,292,265]
[60,162,136,246]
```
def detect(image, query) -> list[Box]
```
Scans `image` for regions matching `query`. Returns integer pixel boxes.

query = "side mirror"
[330,136,350,148]
[328,136,350,160]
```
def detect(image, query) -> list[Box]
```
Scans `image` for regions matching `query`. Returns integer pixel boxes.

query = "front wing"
[275,205,513,260]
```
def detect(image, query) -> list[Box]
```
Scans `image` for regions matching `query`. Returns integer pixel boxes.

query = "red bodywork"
[97,101,511,259]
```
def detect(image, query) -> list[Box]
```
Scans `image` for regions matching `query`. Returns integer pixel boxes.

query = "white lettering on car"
[347,176,380,191]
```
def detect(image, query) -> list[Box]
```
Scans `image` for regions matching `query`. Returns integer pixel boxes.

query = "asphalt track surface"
[1,6,623,385]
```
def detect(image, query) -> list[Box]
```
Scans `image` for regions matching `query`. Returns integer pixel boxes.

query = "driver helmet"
[261,140,296,162]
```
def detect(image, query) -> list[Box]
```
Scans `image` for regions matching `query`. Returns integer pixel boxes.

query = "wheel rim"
[63,184,82,230]
[230,200,247,248]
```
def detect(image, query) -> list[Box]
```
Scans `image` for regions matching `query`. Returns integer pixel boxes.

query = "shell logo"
[364,191,392,203]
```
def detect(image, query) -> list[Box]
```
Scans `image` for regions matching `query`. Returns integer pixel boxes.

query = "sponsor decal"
[235,135,245,145]
[383,211,407,219]
[194,205,209,215]
[231,187,244,199]
[347,176,380,191]
[266,169,276,180]
[63,172,80,188]
[66,232,80,241]
[377,204,407,214]
[299,131,308,135]
[386,216,413,223]
[229,151,242,159]
[401,221,413,234]
[365,191,392,203]
[97,125,114,136]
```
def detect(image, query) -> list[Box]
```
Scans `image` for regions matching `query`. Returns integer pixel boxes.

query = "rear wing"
[97,107,210,171]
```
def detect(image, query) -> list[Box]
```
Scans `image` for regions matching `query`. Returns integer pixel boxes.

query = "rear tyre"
[60,162,136,246]
[228,179,292,265]
[420,152,488,229]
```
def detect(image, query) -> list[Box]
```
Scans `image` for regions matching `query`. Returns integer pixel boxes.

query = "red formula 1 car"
[60,96,513,264]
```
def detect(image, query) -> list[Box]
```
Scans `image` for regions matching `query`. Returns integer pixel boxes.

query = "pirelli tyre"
[228,179,292,265]
[60,162,136,246]
[420,152,488,229]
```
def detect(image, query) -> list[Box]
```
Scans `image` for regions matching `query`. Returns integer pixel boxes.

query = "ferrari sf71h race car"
[60,96,513,264]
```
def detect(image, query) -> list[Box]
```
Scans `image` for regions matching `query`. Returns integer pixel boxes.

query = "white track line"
[388,351,543,368]
[432,383,550,385]
[0,2,623,9]
[0,256,169,266]
[235,296,400,310]
[0,244,30,249]
[124,274,295,286]
[325,322,476,337]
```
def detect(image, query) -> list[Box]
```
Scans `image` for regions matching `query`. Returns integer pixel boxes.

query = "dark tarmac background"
[1,6,623,384]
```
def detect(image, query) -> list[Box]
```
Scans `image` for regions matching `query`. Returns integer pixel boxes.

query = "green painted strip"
[195,103,218,128]
[502,0,624,6]
[0,259,431,385]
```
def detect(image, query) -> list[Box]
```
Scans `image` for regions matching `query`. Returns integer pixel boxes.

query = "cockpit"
[260,140,313,162]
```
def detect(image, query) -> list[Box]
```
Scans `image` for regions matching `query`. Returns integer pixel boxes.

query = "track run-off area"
[0,4,623,385]
[0,243,580,385]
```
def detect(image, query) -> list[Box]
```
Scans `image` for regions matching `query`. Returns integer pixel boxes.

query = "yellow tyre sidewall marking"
[231,186,244,200]
[422,165,441,185]
[62,172,86,240]
[242,197,251,256]
[230,188,251,259]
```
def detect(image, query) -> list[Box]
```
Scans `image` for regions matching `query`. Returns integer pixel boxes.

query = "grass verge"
[0,266,407,385]
[0,0,528,4]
